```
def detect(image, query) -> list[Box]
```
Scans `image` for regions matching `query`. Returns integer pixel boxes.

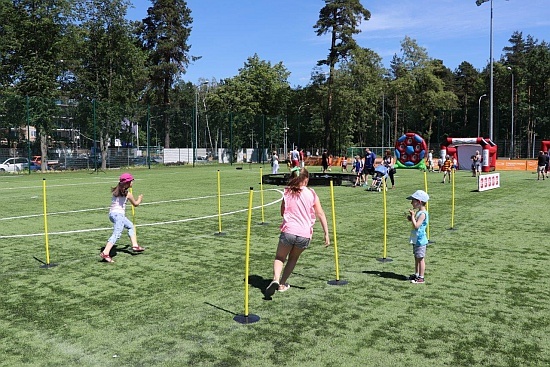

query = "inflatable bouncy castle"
[394,132,428,169]
[440,137,497,172]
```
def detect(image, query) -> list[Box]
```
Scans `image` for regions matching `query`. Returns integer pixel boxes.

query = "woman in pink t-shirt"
[265,168,330,297]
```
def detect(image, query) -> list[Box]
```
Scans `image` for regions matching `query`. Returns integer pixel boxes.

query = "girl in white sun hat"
[406,190,429,284]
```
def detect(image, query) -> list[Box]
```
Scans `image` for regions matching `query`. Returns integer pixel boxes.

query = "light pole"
[182,122,193,163]
[194,81,209,167]
[507,66,514,158]
[283,119,289,160]
[478,94,487,137]
[476,0,494,140]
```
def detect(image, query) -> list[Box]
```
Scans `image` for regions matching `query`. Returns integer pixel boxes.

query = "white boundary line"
[0,189,284,239]
[0,190,275,221]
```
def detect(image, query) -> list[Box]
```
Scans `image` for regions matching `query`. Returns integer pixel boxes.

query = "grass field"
[1,164,549,367]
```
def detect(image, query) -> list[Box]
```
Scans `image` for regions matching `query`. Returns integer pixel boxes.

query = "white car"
[0,157,29,172]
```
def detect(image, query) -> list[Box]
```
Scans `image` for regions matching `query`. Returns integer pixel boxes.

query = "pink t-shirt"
[280,186,317,239]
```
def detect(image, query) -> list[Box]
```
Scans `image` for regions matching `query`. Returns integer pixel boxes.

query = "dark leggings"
[387,168,395,186]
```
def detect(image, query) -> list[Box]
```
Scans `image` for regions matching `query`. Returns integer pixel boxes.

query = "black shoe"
[265,281,279,298]
[408,274,418,281]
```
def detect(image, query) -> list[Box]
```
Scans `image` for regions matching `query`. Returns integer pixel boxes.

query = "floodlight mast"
[478,94,487,138]
[507,66,514,158]
[476,0,494,141]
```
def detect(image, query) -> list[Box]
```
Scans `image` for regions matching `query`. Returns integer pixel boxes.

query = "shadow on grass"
[363,270,408,281]
[204,302,238,316]
[99,245,143,262]
[248,274,275,300]
[247,274,306,301]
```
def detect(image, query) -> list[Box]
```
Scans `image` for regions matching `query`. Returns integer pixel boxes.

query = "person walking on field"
[383,149,396,189]
[341,156,348,172]
[406,190,430,284]
[545,151,549,179]
[271,151,279,174]
[363,148,376,185]
[265,168,330,297]
[290,147,300,168]
[100,173,144,263]
[537,151,546,180]
[441,155,453,183]
[321,149,329,173]
[352,155,363,187]
[426,150,434,172]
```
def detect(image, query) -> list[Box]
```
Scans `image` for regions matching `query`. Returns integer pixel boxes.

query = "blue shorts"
[279,232,310,249]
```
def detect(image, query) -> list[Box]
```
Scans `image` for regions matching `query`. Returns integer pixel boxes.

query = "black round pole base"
[233,314,260,324]
[447,227,457,231]
[257,222,269,226]
[327,279,348,286]
[40,263,58,269]
[428,240,436,244]
[376,257,393,263]
[214,232,226,236]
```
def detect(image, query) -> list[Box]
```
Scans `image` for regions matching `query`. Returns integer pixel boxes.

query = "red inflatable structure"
[541,141,550,152]
[440,137,497,172]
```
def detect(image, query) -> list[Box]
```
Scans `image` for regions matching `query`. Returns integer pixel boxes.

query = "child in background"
[426,150,434,172]
[406,190,429,284]
[452,156,458,171]
[353,156,363,187]
[271,151,279,174]
[441,155,453,183]
[100,173,144,263]
[341,156,348,172]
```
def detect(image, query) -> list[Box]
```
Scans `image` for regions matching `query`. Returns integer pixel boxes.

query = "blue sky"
[127,0,550,88]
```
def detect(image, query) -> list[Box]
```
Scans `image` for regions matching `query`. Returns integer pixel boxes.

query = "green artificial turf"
[1,165,549,366]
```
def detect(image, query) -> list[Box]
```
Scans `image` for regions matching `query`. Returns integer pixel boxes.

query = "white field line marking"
[0,189,283,239]
[0,167,269,191]
[0,189,278,221]
[0,180,114,191]
[0,191,228,220]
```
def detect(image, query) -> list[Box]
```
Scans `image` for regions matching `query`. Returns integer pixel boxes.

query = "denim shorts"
[413,245,426,258]
[279,232,311,249]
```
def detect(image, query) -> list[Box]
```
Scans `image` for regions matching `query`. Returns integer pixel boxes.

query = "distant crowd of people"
[270,147,550,187]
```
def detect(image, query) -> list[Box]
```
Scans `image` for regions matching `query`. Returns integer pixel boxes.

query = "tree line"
[1,0,549,167]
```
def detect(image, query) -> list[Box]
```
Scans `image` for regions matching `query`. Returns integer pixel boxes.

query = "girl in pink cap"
[100,173,144,263]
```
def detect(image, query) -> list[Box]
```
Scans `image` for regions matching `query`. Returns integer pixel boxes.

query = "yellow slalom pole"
[130,187,136,238]
[234,187,259,324]
[244,187,253,316]
[259,167,265,224]
[328,181,347,285]
[423,170,431,240]
[217,170,223,233]
[330,181,340,279]
[42,179,51,265]
[450,168,456,229]
[382,175,388,258]
[376,175,392,263]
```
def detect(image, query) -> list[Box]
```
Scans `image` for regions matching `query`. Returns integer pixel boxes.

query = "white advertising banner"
[478,173,500,192]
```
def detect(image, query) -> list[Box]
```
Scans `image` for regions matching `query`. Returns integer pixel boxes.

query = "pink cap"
[119,173,134,183]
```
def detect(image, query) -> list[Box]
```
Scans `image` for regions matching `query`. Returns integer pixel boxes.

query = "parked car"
[32,155,59,170]
[0,157,29,172]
